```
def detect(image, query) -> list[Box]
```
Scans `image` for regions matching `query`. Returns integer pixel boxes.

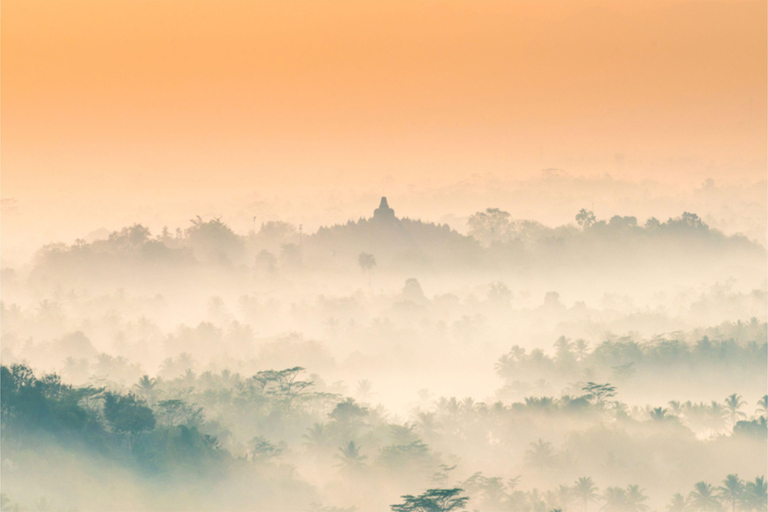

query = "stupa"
[373,197,396,221]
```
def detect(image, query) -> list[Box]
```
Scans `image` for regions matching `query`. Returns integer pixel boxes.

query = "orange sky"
[2,1,766,204]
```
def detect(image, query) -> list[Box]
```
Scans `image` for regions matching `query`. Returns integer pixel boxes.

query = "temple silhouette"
[373,197,396,221]
[309,195,477,271]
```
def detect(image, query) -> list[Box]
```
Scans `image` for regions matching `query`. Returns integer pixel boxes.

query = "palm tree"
[667,493,687,512]
[625,485,649,512]
[756,395,768,418]
[525,439,555,471]
[719,475,744,512]
[554,484,574,511]
[528,489,548,512]
[689,482,723,511]
[724,394,747,428]
[415,411,440,443]
[707,402,729,434]
[574,477,599,512]
[336,440,367,470]
[355,379,375,402]
[133,375,158,403]
[668,401,684,416]
[744,477,767,511]
[303,422,331,451]
[602,487,628,511]
[574,339,590,361]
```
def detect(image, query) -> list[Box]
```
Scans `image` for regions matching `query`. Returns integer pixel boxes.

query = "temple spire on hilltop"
[373,196,396,220]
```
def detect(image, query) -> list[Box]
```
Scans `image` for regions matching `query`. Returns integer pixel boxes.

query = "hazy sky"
[1,1,766,254]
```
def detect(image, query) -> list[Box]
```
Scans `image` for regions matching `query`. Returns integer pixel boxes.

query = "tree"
[336,440,367,470]
[403,277,426,302]
[650,407,669,422]
[576,209,596,229]
[102,392,156,449]
[602,487,628,511]
[667,493,687,512]
[185,216,244,264]
[330,398,369,424]
[280,243,302,269]
[554,336,575,366]
[724,394,747,428]
[303,422,332,452]
[467,208,512,246]
[255,250,277,275]
[582,382,617,407]
[488,281,512,305]
[756,395,768,417]
[554,484,575,511]
[248,435,282,462]
[625,485,649,512]
[133,375,158,403]
[355,379,375,402]
[574,339,590,361]
[358,253,376,286]
[708,401,729,433]
[524,439,555,471]
[688,482,723,512]
[390,488,469,512]
[252,367,312,406]
[574,477,599,512]
[719,475,744,512]
[108,224,151,248]
[744,477,767,511]
[733,416,768,437]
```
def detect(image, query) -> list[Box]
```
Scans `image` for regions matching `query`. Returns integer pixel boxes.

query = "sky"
[1,0,766,255]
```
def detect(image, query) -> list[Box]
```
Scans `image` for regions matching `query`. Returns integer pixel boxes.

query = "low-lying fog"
[1,198,766,511]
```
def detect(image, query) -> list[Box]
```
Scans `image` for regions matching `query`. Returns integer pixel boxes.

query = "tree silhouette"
[582,382,617,408]
[744,477,767,511]
[724,394,747,428]
[467,208,512,246]
[358,252,376,286]
[574,477,599,512]
[576,209,596,229]
[688,482,723,512]
[650,407,669,422]
[667,493,688,512]
[524,439,555,471]
[625,485,649,512]
[602,487,628,511]
[719,475,744,512]
[253,367,312,407]
[248,435,282,462]
[336,440,367,470]
[133,375,158,404]
[573,339,590,361]
[756,395,768,417]
[708,401,729,434]
[103,393,155,435]
[355,379,375,403]
[390,488,469,512]
[303,422,331,452]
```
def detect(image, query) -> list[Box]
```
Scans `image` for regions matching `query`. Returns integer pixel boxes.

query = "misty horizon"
[2,1,766,511]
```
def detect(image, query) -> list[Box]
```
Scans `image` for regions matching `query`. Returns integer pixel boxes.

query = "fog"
[1,197,766,511]
[3,172,767,267]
